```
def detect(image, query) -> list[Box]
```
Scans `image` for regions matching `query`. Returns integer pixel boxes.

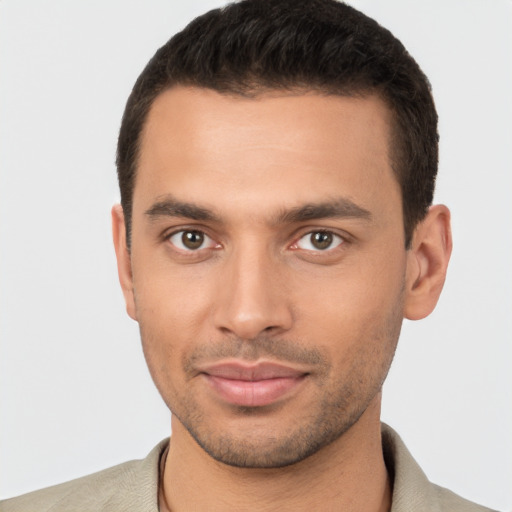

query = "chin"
[172,397,368,469]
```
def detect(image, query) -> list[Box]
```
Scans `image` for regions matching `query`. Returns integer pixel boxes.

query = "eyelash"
[165,229,219,253]
[163,228,349,256]
[291,230,346,252]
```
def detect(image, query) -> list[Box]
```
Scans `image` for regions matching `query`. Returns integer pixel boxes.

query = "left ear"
[404,204,452,320]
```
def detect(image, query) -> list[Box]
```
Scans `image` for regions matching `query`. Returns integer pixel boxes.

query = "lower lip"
[204,374,307,407]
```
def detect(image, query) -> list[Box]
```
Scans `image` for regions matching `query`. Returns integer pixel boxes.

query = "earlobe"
[404,205,452,320]
[111,205,137,321]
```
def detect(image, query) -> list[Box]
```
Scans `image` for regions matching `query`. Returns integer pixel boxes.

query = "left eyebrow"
[274,198,372,225]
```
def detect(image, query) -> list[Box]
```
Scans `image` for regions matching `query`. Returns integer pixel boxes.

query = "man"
[0,0,500,510]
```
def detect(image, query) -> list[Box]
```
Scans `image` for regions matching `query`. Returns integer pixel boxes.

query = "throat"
[158,416,391,512]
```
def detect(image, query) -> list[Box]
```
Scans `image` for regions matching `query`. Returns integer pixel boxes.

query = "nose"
[213,244,293,340]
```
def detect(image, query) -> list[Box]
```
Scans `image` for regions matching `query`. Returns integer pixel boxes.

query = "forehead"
[134,86,399,221]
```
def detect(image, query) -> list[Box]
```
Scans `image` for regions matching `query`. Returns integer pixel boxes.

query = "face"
[119,87,410,468]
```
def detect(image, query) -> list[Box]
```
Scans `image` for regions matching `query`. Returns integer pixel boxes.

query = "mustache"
[184,336,329,372]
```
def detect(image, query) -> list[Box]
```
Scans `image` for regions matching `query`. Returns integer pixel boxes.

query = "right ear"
[111,205,137,321]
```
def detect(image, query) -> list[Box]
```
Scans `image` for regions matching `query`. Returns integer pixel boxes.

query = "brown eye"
[296,231,343,251]
[182,231,204,249]
[169,230,215,251]
[311,232,333,250]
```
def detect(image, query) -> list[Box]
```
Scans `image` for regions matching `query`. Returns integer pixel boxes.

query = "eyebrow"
[145,196,220,222]
[145,195,372,225]
[274,198,372,224]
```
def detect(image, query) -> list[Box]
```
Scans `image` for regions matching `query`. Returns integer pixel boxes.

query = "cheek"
[311,281,404,401]
[132,272,212,382]
[299,254,405,313]
[132,255,214,326]
[293,252,406,351]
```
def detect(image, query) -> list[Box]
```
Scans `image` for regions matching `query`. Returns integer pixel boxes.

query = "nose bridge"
[213,236,292,339]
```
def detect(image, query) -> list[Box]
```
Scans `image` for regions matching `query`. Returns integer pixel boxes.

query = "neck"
[160,397,391,512]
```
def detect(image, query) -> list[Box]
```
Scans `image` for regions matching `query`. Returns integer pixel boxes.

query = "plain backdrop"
[0,1,511,509]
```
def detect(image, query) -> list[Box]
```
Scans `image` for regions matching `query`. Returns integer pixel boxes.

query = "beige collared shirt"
[0,424,497,511]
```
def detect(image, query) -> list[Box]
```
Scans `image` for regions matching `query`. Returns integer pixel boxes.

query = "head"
[117,0,439,249]
[113,0,451,469]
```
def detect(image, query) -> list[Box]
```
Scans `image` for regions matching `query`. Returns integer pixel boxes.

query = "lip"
[199,361,308,407]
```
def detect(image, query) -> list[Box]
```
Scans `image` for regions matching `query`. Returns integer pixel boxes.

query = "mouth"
[198,361,309,407]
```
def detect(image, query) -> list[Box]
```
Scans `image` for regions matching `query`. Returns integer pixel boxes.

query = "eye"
[167,230,218,251]
[295,231,344,251]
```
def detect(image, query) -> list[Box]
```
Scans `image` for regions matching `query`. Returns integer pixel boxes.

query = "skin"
[112,87,452,511]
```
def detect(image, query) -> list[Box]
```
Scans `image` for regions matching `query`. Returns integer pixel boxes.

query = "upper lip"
[198,361,308,381]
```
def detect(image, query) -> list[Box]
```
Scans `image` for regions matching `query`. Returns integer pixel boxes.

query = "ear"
[404,204,452,320]
[112,204,137,321]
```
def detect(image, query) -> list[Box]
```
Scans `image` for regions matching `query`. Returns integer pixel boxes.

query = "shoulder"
[382,424,497,512]
[432,484,498,512]
[0,439,168,512]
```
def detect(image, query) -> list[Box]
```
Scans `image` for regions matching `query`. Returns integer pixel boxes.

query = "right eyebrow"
[145,196,220,223]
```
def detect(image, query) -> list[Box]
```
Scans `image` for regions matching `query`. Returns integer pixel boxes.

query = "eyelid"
[289,228,349,252]
[164,227,221,252]
[161,223,215,241]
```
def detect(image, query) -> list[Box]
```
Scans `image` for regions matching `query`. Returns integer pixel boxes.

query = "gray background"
[1,1,511,509]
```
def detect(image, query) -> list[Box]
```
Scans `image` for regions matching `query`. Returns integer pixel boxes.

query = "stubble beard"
[171,377,375,469]
[140,299,403,469]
